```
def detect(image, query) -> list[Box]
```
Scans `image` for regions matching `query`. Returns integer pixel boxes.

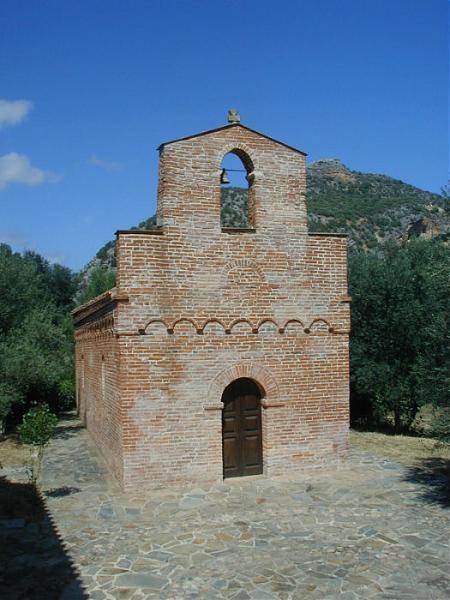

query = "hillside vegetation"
[89,160,448,275]
[307,160,447,248]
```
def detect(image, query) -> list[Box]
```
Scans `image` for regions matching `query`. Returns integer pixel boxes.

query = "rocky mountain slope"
[87,160,448,276]
[306,160,447,249]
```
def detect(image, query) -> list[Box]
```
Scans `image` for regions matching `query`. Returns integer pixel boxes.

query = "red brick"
[72,122,350,490]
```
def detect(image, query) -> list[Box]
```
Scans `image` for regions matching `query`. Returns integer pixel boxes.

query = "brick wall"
[74,122,350,490]
[74,300,123,484]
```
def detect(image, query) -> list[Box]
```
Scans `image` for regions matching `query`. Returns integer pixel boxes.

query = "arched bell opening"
[221,377,263,478]
[220,150,255,228]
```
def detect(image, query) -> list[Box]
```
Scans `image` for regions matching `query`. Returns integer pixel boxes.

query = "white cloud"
[89,155,123,172]
[0,152,60,190]
[0,99,33,129]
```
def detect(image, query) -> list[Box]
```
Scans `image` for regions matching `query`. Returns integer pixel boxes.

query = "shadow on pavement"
[45,486,81,498]
[0,476,87,599]
[403,457,450,508]
[51,411,86,442]
[53,424,85,441]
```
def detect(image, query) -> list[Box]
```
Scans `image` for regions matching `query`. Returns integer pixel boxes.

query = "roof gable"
[158,123,307,156]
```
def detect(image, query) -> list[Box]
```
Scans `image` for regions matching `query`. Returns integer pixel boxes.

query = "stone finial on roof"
[227,109,240,123]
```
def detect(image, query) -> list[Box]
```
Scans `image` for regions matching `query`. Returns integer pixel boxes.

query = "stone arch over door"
[207,362,279,408]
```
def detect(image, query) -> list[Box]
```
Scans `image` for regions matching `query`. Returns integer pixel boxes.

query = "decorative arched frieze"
[256,318,279,334]
[136,315,339,336]
[228,318,254,334]
[200,318,227,335]
[171,318,200,334]
[281,318,305,333]
[307,318,332,334]
[142,318,170,335]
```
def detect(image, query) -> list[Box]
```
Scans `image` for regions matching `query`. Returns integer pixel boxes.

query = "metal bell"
[220,168,230,184]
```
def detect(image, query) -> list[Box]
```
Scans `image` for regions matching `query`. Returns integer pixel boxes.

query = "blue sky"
[0,0,447,270]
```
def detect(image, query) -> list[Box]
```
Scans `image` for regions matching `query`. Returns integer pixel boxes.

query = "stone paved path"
[40,416,449,599]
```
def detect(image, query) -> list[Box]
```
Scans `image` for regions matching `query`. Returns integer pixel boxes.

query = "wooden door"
[222,378,263,478]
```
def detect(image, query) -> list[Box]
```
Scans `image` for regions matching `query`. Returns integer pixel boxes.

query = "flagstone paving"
[38,417,449,599]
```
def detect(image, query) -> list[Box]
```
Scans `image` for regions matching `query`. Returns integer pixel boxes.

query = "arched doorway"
[222,378,263,478]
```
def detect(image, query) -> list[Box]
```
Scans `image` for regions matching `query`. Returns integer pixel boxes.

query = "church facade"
[72,118,351,490]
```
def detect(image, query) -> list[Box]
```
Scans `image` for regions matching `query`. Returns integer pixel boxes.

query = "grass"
[350,430,449,466]
[0,434,36,468]
[351,429,450,507]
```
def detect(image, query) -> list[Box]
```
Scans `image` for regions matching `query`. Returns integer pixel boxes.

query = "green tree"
[0,244,76,429]
[0,307,74,421]
[23,251,78,310]
[77,266,116,305]
[0,245,46,334]
[349,239,449,432]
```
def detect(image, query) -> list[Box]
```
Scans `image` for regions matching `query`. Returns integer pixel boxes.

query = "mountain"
[306,160,448,249]
[86,160,448,277]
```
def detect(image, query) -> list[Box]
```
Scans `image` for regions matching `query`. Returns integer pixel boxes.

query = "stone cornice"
[72,287,129,329]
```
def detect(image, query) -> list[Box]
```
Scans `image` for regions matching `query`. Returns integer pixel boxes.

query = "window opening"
[220,152,254,228]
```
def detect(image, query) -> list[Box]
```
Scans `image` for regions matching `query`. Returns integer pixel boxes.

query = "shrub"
[18,404,58,484]
[430,408,450,444]
[18,403,58,447]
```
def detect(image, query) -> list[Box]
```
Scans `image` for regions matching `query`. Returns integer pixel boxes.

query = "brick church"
[73,113,351,490]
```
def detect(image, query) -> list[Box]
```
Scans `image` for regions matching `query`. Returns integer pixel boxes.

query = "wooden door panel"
[243,435,260,465]
[223,416,238,434]
[242,415,258,431]
[222,379,263,478]
[223,438,239,476]
[243,395,258,411]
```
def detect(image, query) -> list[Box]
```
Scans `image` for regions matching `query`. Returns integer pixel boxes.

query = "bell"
[220,168,230,184]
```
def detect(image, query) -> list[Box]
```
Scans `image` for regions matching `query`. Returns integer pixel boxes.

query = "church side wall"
[74,312,123,485]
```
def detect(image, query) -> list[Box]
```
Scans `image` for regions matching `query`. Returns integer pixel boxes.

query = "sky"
[0,0,447,270]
